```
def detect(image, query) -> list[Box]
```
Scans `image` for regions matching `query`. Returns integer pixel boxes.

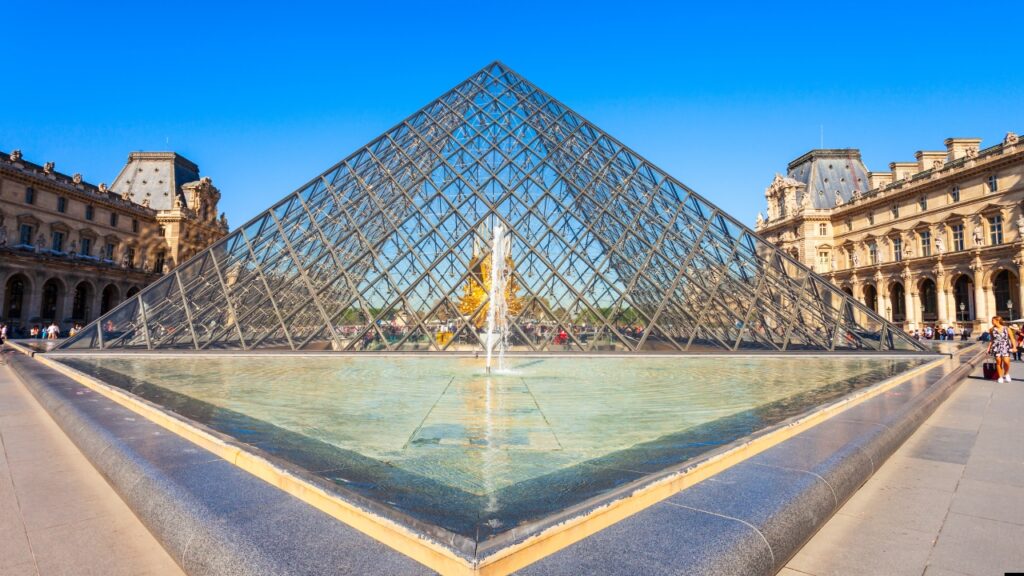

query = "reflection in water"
[58,355,930,496]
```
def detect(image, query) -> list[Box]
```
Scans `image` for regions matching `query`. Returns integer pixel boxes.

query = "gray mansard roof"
[786,149,871,210]
[109,152,201,210]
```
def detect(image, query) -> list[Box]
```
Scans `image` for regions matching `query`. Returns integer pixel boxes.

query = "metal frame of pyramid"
[58,62,924,353]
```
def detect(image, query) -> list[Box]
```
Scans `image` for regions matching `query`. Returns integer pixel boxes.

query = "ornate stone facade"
[757,132,1023,332]
[0,149,228,335]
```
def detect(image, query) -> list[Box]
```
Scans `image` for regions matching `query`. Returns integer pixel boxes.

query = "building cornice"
[0,154,157,218]
[831,138,1022,216]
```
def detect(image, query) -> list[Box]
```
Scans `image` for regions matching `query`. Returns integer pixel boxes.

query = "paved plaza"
[0,350,183,576]
[782,357,1024,576]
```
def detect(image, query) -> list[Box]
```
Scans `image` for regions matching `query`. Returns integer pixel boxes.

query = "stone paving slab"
[783,357,1024,576]
[0,350,186,576]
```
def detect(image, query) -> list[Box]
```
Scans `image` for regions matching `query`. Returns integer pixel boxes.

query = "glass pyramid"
[59,62,922,353]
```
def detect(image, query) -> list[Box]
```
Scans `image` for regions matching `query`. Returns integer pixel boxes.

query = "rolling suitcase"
[983,362,998,380]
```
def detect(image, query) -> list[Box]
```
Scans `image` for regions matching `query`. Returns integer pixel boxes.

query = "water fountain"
[484,221,511,374]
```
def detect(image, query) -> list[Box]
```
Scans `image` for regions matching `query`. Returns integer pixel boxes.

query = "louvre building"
[60,63,920,353]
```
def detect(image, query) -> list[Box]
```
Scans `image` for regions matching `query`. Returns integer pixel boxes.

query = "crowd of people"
[909,324,972,341]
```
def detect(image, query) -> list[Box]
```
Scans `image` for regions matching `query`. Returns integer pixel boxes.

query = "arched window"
[920,279,938,320]
[4,275,27,321]
[890,283,906,321]
[72,282,93,322]
[41,280,61,322]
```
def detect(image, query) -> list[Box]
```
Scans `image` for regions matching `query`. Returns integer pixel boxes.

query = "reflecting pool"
[56,355,932,544]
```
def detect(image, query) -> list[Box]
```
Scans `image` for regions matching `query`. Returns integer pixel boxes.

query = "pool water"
[56,355,933,544]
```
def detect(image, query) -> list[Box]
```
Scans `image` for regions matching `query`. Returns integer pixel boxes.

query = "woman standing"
[987,316,1017,382]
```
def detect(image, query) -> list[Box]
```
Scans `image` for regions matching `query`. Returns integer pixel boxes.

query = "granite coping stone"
[512,347,985,575]
[7,354,432,576]
[3,346,985,575]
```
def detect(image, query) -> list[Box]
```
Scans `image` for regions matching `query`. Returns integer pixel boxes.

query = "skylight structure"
[60,63,922,353]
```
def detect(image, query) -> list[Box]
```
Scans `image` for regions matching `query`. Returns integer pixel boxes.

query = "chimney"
[868,171,893,189]
[889,162,918,181]
[916,150,947,172]
[944,137,983,161]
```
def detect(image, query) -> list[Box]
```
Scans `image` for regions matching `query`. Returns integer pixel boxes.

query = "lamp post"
[1008,300,1014,321]
[886,305,892,321]
[959,301,966,322]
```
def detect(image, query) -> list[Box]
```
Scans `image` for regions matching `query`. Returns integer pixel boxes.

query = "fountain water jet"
[484,221,511,374]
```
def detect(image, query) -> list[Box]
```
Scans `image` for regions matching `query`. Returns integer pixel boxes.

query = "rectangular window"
[126,247,136,268]
[818,223,827,236]
[869,242,878,264]
[952,224,964,251]
[19,224,33,245]
[893,237,903,262]
[105,243,115,260]
[132,219,139,233]
[25,187,35,204]
[85,205,94,220]
[867,212,875,225]
[110,212,119,227]
[951,185,960,203]
[990,215,1003,244]
[818,251,830,270]
[80,237,92,256]
[155,251,166,273]
[51,231,65,252]
[158,225,166,236]
[988,174,999,192]
[57,197,67,213]
[891,203,899,219]
[920,230,931,257]
[919,195,928,212]
[845,218,852,232]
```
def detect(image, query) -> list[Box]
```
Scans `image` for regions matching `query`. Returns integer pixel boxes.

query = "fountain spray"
[484,221,510,374]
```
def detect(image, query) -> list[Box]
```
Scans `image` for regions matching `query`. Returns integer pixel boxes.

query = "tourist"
[946,325,955,340]
[1015,329,1024,362]
[0,322,6,344]
[48,322,60,339]
[987,316,1016,382]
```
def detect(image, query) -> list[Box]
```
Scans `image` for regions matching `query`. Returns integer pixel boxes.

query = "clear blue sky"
[3,1,1020,229]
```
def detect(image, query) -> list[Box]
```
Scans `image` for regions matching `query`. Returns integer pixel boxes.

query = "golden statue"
[457,232,524,328]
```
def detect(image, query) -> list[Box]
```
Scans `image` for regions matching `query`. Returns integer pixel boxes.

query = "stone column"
[946,288,958,324]
[901,268,915,328]
[935,269,947,325]
[905,289,917,328]
[972,261,987,328]
[1016,257,1024,323]
[874,272,887,318]
[61,285,76,328]
[26,276,42,324]
[92,286,104,322]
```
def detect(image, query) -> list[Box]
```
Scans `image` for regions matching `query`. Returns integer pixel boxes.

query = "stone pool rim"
[4,342,978,575]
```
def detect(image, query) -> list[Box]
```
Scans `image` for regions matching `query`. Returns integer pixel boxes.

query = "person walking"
[1015,329,1024,362]
[987,316,1017,382]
